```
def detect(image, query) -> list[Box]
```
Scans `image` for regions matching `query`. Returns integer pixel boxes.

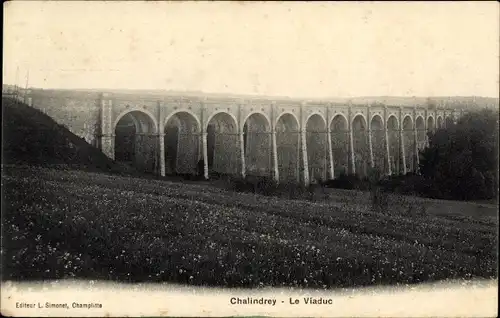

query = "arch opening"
[207,112,238,176]
[387,116,401,175]
[306,114,327,182]
[243,113,271,177]
[276,113,300,183]
[437,116,443,129]
[352,115,369,178]
[416,116,426,151]
[427,116,435,142]
[402,116,415,173]
[330,115,349,177]
[164,112,200,175]
[114,110,157,173]
[370,115,386,174]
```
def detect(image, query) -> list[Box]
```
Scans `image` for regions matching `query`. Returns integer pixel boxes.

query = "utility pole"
[24,69,30,90]
[14,66,19,97]
[23,69,30,104]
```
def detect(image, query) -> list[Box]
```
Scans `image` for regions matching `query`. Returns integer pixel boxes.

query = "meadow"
[2,165,497,289]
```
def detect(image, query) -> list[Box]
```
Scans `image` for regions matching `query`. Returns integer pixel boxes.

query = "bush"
[307,182,329,202]
[225,175,314,200]
[322,173,358,190]
[282,180,309,200]
[256,176,279,196]
[367,168,388,213]
[370,186,389,213]
[322,173,374,191]
[226,175,278,195]
[377,174,425,196]
[396,195,427,217]
[419,108,499,201]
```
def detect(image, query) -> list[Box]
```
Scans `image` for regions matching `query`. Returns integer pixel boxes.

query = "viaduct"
[18,88,461,185]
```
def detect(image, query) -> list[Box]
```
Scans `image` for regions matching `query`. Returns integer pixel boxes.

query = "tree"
[419,108,499,201]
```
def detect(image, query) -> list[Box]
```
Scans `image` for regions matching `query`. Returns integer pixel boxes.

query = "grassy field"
[2,165,497,289]
[322,188,498,219]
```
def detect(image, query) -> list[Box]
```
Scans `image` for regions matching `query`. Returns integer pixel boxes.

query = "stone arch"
[276,113,300,182]
[306,113,327,182]
[427,116,435,131]
[275,112,300,129]
[402,116,415,173]
[206,112,238,176]
[243,112,272,177]
[402,115,413,129]
[330,114,349,177]
[205,111,239,133]
[329,113,349,130]
[387,115,401,175]
[370,113,384,124]
[243,111,271,132]
[370,114,386,173]
[370,114,384,128]
[163,109,201,132]
[164,111,200,175]
[416,116,426,150]
[437,116,443,128]
[305,112,327,129]
[351,113,367,127]
[352,114,369,177]
[114,110,157,173]
[386,114,399,128]
[114,108,158,134]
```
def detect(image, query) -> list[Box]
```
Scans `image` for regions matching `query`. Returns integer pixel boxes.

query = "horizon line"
[3,83,499,102]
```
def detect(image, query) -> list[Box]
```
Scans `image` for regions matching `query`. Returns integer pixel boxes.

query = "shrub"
[370,186,389,213]
[224,175,315,200]
[397,196,427,217]
[322,173,358,189]
[419,108,499,201]
[256,176,279,196]
[281,180,309,200]
[307,182,329,202]
[367,168,388,213]
[226,175,278,195]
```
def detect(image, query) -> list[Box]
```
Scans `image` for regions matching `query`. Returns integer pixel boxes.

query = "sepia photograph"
[1,1,499,317]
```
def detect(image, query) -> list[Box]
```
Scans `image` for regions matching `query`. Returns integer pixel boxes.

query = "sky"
[3,1,499,98]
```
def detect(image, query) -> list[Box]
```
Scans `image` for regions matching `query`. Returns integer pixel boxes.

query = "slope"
[1,97,130,174]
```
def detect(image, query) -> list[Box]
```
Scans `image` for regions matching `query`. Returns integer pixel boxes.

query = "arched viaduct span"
[23,89,461,185]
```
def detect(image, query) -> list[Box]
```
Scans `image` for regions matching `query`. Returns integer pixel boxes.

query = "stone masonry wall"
[28,89,102,147]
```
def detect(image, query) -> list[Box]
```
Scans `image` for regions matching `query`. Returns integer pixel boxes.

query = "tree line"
[418,108,498,201]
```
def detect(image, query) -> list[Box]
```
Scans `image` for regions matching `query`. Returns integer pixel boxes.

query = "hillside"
[1,97,128,174]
